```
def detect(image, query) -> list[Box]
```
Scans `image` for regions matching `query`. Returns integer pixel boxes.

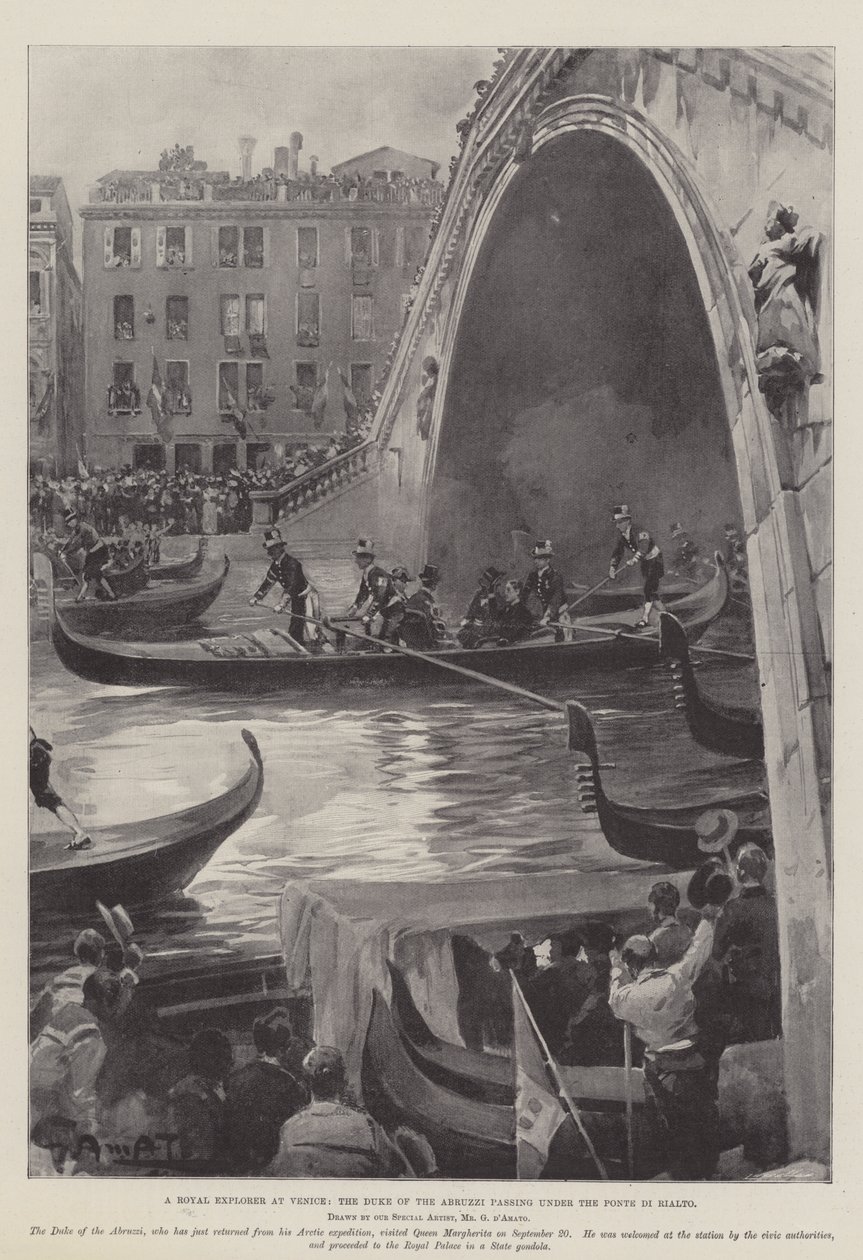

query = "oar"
[544,617,755,662]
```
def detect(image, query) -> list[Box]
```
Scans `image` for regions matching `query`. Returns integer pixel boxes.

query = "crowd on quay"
[29,427,370,544]
[28,815,779,1179]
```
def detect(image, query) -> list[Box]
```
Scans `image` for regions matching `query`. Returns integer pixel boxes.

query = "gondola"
[49,553,730,693]
[565,569,710,617]
[30,728,263,910]
[149,537,207,582]
[53,555,230,637]
[361,988,655,1179]
[565,701,771,869]
[104,550,150,597]
[660,612,764,760]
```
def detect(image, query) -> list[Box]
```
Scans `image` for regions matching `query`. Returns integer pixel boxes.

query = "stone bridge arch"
[420,94,830,1162]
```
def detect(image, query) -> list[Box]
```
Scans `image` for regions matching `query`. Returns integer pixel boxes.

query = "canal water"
[29,551,762,994]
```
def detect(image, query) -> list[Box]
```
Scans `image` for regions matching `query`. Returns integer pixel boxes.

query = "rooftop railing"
[89,177,445,208]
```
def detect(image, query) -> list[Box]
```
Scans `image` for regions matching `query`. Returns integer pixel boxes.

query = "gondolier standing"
[249,529,315,645]
[29,728,92,851]
[59,509,116,603]
[522,540,568,642]
[345,539,396,637]
[609,505,664,628]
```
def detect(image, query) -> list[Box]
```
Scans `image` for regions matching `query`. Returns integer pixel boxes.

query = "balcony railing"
[89,177,445,208]
[249,440,378,527]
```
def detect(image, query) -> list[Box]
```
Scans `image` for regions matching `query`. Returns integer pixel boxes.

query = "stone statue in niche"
[748,201,823,424]
[416,357,439,441]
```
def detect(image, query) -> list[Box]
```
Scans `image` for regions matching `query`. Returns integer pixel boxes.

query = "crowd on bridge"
[28,825,779,1179]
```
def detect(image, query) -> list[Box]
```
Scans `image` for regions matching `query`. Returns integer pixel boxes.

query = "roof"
[331,146,438,173]
[30,175,62,195]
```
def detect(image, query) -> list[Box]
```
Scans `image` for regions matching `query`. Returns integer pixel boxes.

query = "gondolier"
[29,728,92,851]
[249,529,312,644]
[59,510,116,603]
[403,564,444,650]
[609,505,664,629]
[345,539,395,637]
[523,540,568,642]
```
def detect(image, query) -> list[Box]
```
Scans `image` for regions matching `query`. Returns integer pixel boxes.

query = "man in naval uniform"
[609,505,665,628]
[522,540,568,642]
[403,563,443,650]
[249,528,312,644]
[345,539,396,638]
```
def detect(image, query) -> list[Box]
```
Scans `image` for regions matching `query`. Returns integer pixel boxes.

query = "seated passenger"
[480,580,535,647]
[457,565,505,649]
[402,564,444,650]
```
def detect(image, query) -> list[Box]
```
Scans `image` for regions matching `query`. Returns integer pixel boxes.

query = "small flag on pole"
[338,368,358,422]
[511,974,567,1179]
[222,385,247,440]
[33,374,54,427]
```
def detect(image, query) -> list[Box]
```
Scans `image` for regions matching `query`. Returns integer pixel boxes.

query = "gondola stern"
[565,700,599,764]
[659,611,690,664]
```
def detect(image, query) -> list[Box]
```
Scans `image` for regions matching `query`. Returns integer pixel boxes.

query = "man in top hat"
[345,540,395,637]
[403,563,444,650]
[608,901,724,1180]
[249,529,313,645]
[59,509,116,603]
[522,540,568,642]
[609,505,664,629]
[457,565,505,649]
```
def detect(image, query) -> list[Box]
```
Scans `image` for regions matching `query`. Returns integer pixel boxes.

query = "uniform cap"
[531,540,554,558]
[263,528,284,550]
[352,538,375,558]
[391,566,412,583]
[670,521,685,537]
[612,505,631,522]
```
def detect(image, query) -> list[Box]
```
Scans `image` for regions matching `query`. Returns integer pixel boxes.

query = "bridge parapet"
[249,440,379,529]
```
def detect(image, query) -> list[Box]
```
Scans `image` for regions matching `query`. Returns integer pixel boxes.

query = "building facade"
[29,177,84,475]
[79,143,443,474]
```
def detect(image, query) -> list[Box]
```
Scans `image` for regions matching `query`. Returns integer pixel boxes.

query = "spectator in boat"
[168,1028,234,1165]
[29,729,93,852]
[608,904,723,1180]
[403,564,444,650]
[522,540,568,642]
[30,928,106,1039]
[59,509,117,604]
[647,881,692,966]
[713,843,781,1043]
[30,970,123,1137]
[103,941,145,1018]
[559,922,624,1068]
[668,521,699,578]
[494,932,537,986]
[524,929,591,1058]
[224,1008,309,1171]
[488,579,536,647]
[249,528,314,645]
[457,565,505,648]
[266,1046,411,1178]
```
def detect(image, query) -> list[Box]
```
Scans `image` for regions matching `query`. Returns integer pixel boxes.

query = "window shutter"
[185,226,193,267]
[40,270,50,316]
[211,225,219,267]
[130,227,142,268]
[156,226,166,268]
[104,225,114,267]
[345,228,351,265]
[262,225,270,268]
[395,226,405,268]
[371,228,379,266]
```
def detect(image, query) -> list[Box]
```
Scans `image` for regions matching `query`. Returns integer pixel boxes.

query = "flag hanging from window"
[32,374,54,428]
[222,385,248,440]
[310,365,329,430]
[511,974,567,1179]
[338,369,358,422]
[146,353,173,444]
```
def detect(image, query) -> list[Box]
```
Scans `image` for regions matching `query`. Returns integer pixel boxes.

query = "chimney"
[274,146,291,178]
[238,135,257,183]
[288,131,303,181]
[310,155,319,178]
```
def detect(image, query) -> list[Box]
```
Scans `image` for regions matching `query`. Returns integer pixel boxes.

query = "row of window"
[102,223,428,270]
[111,292,377,344]
[108,360,374,416]
[131,442,271,476]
